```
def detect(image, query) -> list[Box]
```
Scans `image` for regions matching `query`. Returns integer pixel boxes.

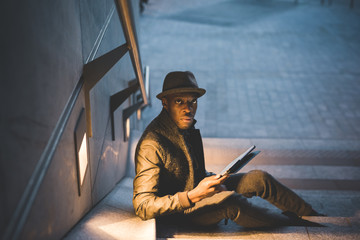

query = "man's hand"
[187,174,229,203]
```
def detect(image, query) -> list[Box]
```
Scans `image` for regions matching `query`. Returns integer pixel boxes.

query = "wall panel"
[1,0,142,239]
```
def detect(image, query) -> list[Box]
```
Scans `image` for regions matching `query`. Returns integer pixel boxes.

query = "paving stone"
[140,0,360,141]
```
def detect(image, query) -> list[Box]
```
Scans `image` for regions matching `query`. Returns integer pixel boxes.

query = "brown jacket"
[133,109,233,220]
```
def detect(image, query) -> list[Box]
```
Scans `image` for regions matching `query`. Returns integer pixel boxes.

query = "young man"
[133,71,322,227]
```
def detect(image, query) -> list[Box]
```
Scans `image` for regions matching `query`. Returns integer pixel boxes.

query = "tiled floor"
[139,0,360,141]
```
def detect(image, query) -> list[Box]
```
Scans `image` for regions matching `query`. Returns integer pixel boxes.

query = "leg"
[225,170,314,216]
[184,195,291,228]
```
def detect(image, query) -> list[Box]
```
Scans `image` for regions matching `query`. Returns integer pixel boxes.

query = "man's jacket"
[133,109,233,220]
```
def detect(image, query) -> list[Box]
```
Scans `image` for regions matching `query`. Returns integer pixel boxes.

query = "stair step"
[157,216,360,239]
[64,178,156,240]
[202,138,360,166]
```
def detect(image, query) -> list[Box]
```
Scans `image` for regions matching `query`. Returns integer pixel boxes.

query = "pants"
[184,170,314,228]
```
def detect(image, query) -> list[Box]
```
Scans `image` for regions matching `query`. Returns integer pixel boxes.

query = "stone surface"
[139,0,360,143]
[64,177,156,240]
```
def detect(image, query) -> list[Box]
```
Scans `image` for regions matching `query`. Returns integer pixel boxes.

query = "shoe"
[282,211,325,227]
[282,210,326,218]
[306,209,326,217]
[282,211,299,219]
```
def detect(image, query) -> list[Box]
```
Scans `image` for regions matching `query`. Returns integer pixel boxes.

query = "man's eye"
[192,99,197,104]
[175,100,182,104]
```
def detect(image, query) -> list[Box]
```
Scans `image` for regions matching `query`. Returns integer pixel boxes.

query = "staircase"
[65,137,360,239]
[157,138,360,239]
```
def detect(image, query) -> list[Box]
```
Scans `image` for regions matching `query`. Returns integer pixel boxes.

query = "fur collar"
[141,109,197,190]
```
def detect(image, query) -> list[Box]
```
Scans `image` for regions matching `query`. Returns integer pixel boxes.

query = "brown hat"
[156,71,206,99]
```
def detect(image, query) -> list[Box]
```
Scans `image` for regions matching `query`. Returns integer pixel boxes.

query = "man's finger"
[218,174,229,183]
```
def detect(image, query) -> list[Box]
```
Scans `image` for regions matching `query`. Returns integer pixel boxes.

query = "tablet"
[219,145,260,176]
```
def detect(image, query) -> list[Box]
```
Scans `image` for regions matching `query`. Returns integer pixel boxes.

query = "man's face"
[162,93,198,130]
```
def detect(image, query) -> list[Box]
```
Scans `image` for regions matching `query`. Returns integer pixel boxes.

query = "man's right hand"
[187,174,229,203]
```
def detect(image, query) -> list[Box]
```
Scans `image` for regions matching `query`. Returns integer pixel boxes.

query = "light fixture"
[74,108,88,196]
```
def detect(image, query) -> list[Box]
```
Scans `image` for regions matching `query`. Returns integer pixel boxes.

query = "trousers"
[183,170,314,228]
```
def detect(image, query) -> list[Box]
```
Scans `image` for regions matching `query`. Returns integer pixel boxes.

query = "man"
[133,71,322,228]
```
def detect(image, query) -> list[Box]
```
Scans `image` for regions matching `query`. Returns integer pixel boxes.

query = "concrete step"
[202,138,360,166]
[203,138,360,192]
[157,216,360,239]
[63,177,156,240]
[66,137,360,239]
[155,138,360,239]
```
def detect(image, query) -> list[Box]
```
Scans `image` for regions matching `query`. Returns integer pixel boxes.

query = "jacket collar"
[155,108,197,190]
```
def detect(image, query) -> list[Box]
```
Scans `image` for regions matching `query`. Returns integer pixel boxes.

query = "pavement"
[66,0,360,239]
[137,0,360,239]
[139,0,360,141]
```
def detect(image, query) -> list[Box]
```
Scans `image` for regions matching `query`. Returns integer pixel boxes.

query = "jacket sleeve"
[133,140,194,220]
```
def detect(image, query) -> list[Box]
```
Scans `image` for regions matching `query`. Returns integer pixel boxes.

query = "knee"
[236,170,276,197]
[240,170,274,194]
[247,170,272,182]
[246,170,273,192]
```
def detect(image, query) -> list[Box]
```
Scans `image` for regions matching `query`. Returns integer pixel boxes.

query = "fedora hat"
[156,71,206,99]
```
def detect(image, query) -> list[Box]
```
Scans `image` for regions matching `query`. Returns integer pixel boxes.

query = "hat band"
[156,87,206,99]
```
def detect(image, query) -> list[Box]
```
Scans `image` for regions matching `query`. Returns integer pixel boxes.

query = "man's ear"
[162,98,168,110]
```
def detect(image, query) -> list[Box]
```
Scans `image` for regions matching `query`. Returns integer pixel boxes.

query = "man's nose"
[183,102,193,112]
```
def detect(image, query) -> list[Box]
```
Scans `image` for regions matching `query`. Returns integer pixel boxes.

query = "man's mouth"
[181,116,193,122]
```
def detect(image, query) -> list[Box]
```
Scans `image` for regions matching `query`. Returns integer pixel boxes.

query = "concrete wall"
[0,0,141,239]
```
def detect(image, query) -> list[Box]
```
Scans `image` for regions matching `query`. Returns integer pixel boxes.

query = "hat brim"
[156,88,206,99]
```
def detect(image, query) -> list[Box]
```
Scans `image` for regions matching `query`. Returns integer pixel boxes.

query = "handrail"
[83,43,129,137]
[115,0,148,106]
[110,80,139,140]
[122,101,144,141]
[84,0,150,137]
[110,65,151,141]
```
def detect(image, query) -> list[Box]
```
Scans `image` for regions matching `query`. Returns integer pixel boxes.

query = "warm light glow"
[98,219,154,239]
[78,133,88,186]
[80,207,155,239]
[137,108,141,120]
[145,65,150,97]
[126,118,130,140]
